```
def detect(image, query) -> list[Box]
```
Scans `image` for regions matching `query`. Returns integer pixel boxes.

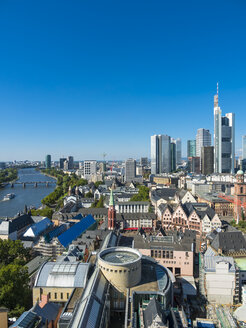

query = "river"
[0,168,56,218]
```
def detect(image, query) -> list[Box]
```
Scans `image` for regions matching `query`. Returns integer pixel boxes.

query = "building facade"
[83,160,97,180]
[196,128,211,158]
[151,134,171,174]
[201,146,214,175]
[125,158,136,182]
[187,140,196,158]
[45,155,51,169]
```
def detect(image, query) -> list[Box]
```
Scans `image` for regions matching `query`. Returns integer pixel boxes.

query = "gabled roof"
[211,231,246,253]
[23,217,53,238]
[151,188,177,202]
[32,302,60,324]
[143,297,166,328]
[58,215,96,248]
[0,214,34,235]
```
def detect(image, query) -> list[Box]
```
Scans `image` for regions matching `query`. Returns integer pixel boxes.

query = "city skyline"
[1,1,246,161]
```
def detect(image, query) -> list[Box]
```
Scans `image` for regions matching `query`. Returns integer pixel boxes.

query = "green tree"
[94,181,103,188]
[0,264,31,317]
[96,196,105,208]
[130,186,150,201]
[31,207,54,219]
[0,239,31,266]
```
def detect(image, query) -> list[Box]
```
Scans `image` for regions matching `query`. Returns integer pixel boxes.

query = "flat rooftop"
[101,251,139,264]
[130,258,169,295]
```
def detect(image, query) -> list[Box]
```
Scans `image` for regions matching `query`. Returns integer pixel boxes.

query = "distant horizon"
[1,1,246,161]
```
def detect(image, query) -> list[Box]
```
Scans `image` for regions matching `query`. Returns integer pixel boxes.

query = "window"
[54,292,57,299]
[67,293,69,299]
[61,293,63,300]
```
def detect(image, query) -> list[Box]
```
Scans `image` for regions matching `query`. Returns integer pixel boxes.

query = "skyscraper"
[59,158,66,169]
[151,135,159,175]
[151,134,171,174]
[125,158,136,182]
[170,141,176,172]
[187,140,196,158]
[45,155,51,169]
[196,129,211,159]
[67,156,74,170]
[242,136,246,160]
[201,146,214,175]
[175,138,182,165]
[213,85,235,174]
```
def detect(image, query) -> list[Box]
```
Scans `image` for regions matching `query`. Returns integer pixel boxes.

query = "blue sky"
[0,0,246,161]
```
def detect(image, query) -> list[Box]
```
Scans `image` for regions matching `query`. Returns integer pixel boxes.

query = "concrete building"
[45,154,51,169]
[83,160,97,180]
[187,140,196,158]
[125,158,136,182]
[201,146,214,175]
[115,201,149,214]
[131,230,195,276]
[204,255,236,304]
[214,87,235,174]
[63,244,173,328]
[196,128,211,159]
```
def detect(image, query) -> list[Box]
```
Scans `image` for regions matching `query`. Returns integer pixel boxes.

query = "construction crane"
[102,153,107,161]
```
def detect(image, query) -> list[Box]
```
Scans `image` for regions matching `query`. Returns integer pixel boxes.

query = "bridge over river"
[9,181,57,188]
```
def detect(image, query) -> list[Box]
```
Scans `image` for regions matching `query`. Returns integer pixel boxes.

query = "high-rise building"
[201,146,214,175]
[125,158,136,182]
[170,142,176,172]
[242,136,246,160]
[140,157,148,167]
[151,134,171,174]
[188,157,200,174]
[187,140,196,158]
[151,135,159,175]
[84,160,97,180]
[175,138,182,165]
[45,155,51,169]
[214,86,235,174]
[59,158,66,169]
[67,156,74,170]
[196,129,211,158]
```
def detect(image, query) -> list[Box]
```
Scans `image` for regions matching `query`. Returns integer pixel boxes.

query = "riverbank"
[0,168,57,218]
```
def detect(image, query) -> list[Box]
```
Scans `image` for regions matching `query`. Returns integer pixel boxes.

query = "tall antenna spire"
[217,82,219,96]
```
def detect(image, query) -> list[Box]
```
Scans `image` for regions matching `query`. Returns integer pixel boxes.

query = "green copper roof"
[237,170,244,175]
[109,189,114,206]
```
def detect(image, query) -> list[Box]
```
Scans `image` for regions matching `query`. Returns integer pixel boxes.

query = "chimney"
[39,294,49,308]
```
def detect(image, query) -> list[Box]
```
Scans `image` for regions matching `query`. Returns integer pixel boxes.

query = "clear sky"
[1,0,246,161]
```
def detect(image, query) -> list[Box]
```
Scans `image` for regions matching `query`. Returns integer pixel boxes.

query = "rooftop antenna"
[217,82,219,96]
